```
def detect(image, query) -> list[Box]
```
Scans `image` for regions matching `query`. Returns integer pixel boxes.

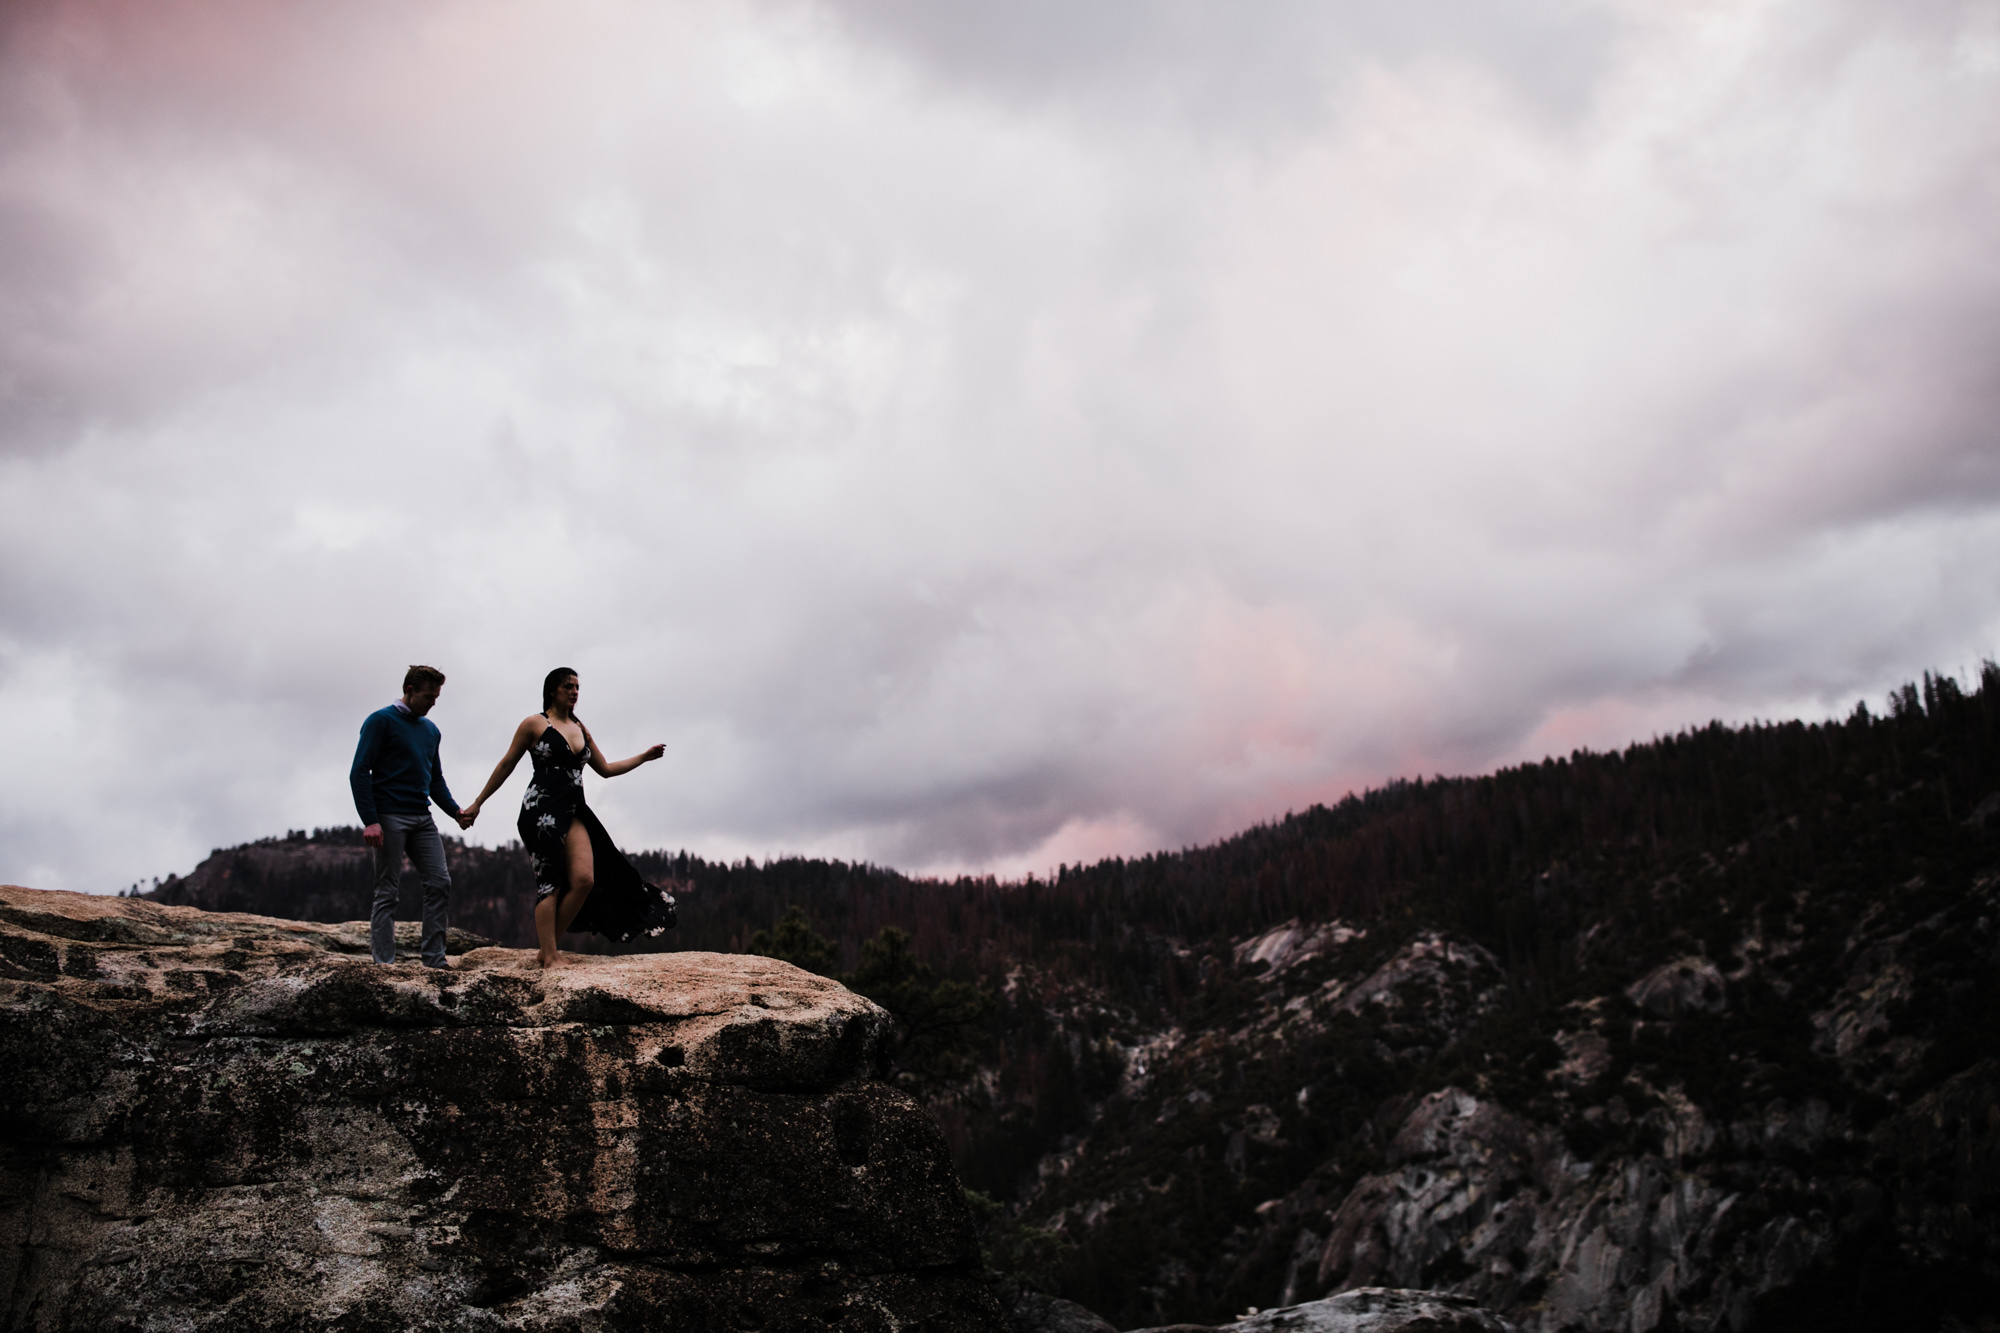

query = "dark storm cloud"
[2,0,1998,891]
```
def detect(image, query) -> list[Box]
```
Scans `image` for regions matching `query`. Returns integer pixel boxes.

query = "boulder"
[0,885,1004,1332]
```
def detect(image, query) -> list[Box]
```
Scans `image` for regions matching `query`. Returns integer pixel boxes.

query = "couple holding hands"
[349,664,676,970]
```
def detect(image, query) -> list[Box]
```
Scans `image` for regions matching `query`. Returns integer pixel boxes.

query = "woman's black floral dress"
[518,720,676,942]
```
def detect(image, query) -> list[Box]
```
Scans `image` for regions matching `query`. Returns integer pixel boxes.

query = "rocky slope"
[988,861,2000,1332]
[0,885,1003,1332]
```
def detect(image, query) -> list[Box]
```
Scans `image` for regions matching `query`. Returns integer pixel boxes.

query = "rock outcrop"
[990,853,2000,1330]
[0,885,1004,1331]
[1120,1287,1516,1332]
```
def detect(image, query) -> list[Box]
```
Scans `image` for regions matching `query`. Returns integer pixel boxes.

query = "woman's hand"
[642,743,666,764]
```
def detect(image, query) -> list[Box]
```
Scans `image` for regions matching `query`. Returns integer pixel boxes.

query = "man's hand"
[454,808,477,830]
[363,823,384,848]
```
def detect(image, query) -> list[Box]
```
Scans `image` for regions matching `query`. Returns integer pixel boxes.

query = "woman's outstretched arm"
[461,716,543,821]
[583,724,664,779]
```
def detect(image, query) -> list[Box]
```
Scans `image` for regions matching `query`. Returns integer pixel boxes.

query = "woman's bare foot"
[537,947,561,969]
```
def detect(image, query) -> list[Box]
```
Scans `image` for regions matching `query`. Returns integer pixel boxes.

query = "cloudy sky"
[3,0,1998,893]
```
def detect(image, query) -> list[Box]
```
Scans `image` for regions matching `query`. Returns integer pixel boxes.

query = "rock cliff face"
[0,885,1004,1332]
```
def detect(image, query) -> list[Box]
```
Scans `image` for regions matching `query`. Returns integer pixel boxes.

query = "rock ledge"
[0,885,1003,1331]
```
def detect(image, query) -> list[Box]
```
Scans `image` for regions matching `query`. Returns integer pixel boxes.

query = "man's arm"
[350,713,384,846]
[427,724,464,823]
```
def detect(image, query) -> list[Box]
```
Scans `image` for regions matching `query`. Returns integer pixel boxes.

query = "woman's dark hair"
[542,667,578,713]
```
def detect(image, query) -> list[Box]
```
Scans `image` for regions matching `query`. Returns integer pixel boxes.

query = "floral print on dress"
[514,718,678,942]
[518,726,588,901]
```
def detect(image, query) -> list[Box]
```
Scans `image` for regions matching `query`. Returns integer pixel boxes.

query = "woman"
[462,667,677,968]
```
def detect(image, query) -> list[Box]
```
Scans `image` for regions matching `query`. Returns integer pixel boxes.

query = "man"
[350,664,472,967]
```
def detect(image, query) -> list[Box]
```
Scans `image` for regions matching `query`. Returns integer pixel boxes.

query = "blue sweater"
[349,704,460,825]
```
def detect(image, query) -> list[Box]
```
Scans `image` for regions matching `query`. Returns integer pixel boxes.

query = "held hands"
[455,805,479,831]
[362,824,384,849]
[641,743,666,764]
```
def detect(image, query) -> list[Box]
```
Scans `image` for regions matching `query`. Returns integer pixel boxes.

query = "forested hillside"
[140,667,2000,1330]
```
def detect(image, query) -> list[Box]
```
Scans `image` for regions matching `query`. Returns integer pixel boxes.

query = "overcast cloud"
[3,0,1999,892]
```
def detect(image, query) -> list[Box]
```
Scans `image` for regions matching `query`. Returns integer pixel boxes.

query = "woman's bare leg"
[535,893,560,969]
[555,818,595,938]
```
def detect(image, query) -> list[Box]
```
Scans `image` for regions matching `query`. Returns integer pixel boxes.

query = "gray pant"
[371,811,450,966]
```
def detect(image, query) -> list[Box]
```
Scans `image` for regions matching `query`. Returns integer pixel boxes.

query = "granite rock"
[0,885,1004,1332]
[1126,1287,1516,1332]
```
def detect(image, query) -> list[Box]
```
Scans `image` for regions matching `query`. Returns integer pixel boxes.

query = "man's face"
[406,682,443,716]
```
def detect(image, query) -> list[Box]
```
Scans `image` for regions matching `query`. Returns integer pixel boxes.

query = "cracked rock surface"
[0,885,1003,1331]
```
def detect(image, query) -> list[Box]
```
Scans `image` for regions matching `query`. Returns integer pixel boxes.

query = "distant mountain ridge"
[139,667,2000,1330]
